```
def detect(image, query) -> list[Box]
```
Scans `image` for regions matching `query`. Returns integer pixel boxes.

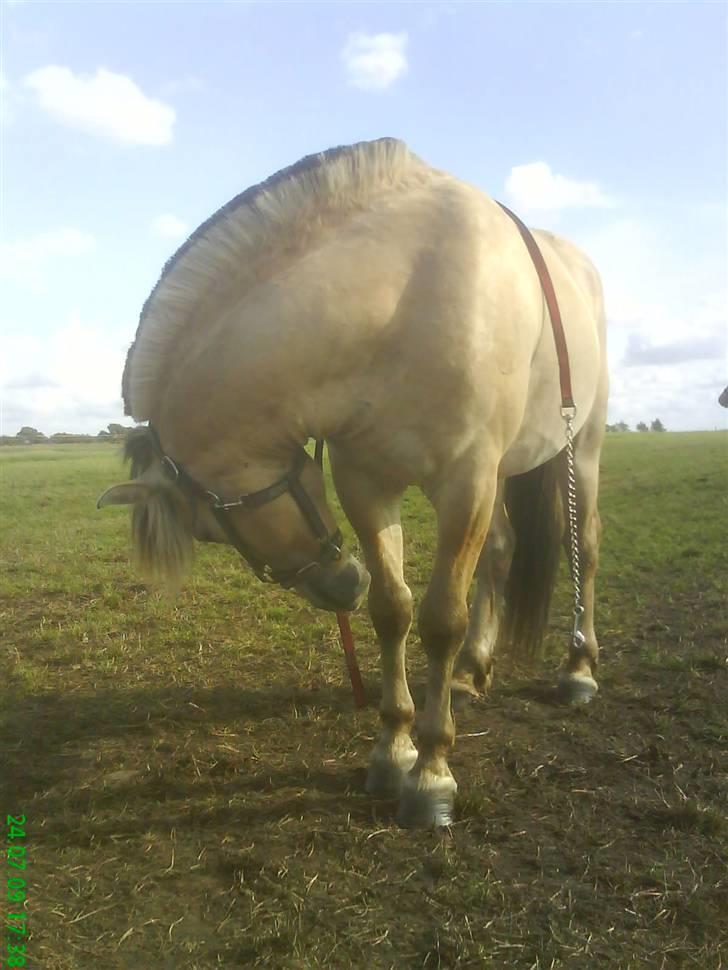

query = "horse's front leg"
[398,455,497,827]
[329,456,416,797]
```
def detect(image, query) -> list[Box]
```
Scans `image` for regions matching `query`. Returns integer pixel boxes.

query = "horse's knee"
[418,592,468,658]
[368,579,412,644]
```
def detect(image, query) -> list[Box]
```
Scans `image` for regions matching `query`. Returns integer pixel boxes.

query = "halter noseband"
[149,427,343,587]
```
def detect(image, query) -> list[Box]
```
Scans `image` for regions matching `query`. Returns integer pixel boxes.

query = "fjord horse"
[100,139,608,827]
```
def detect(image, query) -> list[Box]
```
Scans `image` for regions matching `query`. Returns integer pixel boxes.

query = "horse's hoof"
[451,680,481,712]
[451,667,493,710]
[396,774,457,828]
[366,744,418,799]
[558,673,598,705]
[366,758,414,799]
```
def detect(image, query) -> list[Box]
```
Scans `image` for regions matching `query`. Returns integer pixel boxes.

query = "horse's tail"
[500,453,563,658]
[99,427,194,591]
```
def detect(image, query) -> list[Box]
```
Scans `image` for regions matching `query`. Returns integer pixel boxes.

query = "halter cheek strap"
[149,427,343,586]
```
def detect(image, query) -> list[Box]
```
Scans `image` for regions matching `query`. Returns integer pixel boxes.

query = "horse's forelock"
[119,427,194,591]
[124,426,160,479]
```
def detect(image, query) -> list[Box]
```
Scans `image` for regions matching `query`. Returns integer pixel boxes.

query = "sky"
[1,0,726,436]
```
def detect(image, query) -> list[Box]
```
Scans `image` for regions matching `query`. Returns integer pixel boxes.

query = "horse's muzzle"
[297,556,370,612]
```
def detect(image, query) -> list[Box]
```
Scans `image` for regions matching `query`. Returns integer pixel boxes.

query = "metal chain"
[562,408,586,650]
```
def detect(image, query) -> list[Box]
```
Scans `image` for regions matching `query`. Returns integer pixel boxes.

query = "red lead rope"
[314,440,366,708]
[337,611,366,709]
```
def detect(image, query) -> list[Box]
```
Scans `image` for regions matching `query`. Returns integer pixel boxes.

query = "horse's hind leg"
[452,485,513,702]
[558,411,605,704]
[329,456,416,797]
[398,452,497,827]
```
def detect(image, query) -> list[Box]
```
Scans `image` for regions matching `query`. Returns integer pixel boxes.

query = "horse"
[99,138,608,828]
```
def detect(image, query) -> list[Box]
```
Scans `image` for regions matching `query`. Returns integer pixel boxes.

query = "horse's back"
[273,178,608,483]
[161,158,607,485]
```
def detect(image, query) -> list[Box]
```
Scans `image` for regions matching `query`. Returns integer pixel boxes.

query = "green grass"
[1,433,727,969]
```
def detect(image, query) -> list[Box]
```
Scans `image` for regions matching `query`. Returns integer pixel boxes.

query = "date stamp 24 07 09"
[5,815,28,969]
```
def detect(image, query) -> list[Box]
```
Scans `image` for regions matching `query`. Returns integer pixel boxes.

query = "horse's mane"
[122,137,430,420]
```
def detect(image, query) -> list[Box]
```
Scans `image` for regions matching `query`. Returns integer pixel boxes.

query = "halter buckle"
[205,490,249,511]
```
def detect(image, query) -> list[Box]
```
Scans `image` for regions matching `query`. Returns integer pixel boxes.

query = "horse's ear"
[97,481,156,509]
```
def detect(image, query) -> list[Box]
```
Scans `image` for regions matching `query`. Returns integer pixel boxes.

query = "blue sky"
[1,0,726,434]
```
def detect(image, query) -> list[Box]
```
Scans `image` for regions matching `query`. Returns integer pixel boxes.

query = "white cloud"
[0,314,128,436]
[576,219,663,328]
[562,212,727,429]
[341,32,408,91]
[24,66,175,145]
[505,162,615,212]
[150,214,189,240]
[607,358,727,432]
[1,228,96,287]
[611,290,727,430]
[623,332,724,367]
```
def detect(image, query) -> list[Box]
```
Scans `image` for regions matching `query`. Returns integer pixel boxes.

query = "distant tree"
[50,433,93,444]
[98,429,111,437]
[16,426,45,441]
[650,418,666,432]
[636,421,648,432]
[614,421,630,432]
[107,423,128,436]
[48,431,96,445]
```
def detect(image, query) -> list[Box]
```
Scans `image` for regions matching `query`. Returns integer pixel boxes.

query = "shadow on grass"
[1,680,382,808]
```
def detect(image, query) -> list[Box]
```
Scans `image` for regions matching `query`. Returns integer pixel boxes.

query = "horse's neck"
[159,322,359,474]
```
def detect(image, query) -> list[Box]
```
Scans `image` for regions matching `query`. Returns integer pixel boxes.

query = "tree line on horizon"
[606,419,666,433]
[1,423,136,446]
[3,419,672,445]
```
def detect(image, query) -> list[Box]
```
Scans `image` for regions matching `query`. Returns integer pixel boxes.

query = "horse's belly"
[499,322,601,477]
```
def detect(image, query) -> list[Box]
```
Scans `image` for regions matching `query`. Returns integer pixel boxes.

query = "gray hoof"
[366,760,408,799]
[396,777,457,828]
[558,673,598,705]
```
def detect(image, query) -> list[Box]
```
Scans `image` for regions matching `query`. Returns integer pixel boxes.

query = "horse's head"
[97,428,370,612]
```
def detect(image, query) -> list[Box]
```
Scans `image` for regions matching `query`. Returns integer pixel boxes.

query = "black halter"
[148,427,343,587]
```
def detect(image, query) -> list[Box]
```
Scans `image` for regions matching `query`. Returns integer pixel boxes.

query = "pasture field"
[1,432,727,969]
